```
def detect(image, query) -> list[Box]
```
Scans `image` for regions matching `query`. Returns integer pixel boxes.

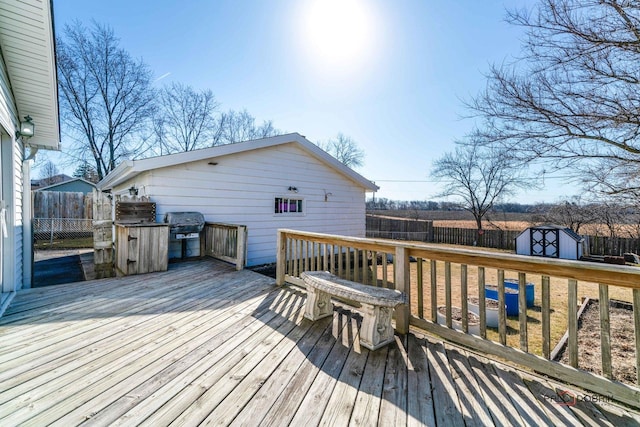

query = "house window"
[275,197,303,214]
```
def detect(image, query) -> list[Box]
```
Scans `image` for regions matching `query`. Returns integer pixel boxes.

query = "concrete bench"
[300,271,406,350]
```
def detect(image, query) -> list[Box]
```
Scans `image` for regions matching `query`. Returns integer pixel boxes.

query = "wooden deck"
[1,258,639,426]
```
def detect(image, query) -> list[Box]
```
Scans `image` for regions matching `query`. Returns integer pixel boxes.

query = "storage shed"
[515,225,584,260]
[34,178,96,194]
[97,133,379,266]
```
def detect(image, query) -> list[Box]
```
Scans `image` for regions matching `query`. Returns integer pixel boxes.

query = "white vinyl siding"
[12,136,23,285]
[0,51,23,295]
[113,143,369,266]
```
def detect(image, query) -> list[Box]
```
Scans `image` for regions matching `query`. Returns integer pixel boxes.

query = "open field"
[433,220,640,237]
[367,209,531,223]
[432,220,528,231]
[368,209,640,237]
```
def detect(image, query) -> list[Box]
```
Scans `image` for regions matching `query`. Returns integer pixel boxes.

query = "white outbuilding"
[515,225,584,260]
[97,133,379,266]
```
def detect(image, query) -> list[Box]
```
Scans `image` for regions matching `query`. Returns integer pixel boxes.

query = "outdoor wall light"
[128,186,139,196]
[16,115,35,140]
[288,186,298,193]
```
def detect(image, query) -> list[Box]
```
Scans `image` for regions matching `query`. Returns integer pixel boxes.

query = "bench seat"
[301,271,405,350]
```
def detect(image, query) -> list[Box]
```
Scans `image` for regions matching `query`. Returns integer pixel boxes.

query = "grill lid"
[164,212,205,234]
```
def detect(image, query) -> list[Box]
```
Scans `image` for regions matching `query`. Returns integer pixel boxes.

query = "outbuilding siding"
[112,143,371,266]
[515,225,583,260]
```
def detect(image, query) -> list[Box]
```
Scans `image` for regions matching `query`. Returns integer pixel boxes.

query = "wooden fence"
[585,235,640,256]
[432,226,519,250]
[367,215,640,255]
[365,215,433,241]
[93,190,115,278]
[33,191,92,219]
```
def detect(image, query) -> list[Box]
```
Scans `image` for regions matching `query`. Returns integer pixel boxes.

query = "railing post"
[200,223,207,258]
[276,230,286,286]
[634,289,640,386]
[235,226,247,271]
[394,246,410,335]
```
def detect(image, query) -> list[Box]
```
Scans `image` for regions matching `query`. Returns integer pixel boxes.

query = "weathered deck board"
[0,258,638,426]
[446,346,495,426]
[466,353,527,426]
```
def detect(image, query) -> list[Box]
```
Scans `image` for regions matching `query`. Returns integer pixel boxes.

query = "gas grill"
[164,212,205,258]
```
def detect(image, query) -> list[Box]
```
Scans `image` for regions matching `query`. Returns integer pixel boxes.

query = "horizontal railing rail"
[275,228,640,409]
[202,222,247,270]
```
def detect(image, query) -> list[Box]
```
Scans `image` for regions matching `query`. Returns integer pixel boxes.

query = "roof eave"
[0,0,60,150]
[98,133,380,192]
[96,160,136,190]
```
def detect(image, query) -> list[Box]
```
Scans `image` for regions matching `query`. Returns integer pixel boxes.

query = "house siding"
[12,136,23,286]
[113,143,369,266]
[0,47,23,297]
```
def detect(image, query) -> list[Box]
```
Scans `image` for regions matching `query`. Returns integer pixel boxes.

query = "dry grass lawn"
[433,219,640,237]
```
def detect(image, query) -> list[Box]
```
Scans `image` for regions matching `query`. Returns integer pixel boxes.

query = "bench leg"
[359,304,395,351]
[304,287,333,321]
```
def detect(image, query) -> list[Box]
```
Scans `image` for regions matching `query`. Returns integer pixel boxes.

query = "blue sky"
[51,0,574,203]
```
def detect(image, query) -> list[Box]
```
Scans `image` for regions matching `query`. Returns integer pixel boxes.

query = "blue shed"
[35,178,97,195]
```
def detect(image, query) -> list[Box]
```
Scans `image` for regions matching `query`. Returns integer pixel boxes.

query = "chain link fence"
[33,218,94,247]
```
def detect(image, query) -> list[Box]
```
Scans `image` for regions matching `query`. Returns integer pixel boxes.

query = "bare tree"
[595,201,626,238]
[218,109,280,144]
[431,139,529,231]
[531,197,598,234]
[39,161,60,186]
[468,0,640,198]
[153,82,220,153]
[317,133,365,168]
[57,21,156,180]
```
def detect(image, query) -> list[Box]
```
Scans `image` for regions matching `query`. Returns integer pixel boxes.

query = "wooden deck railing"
[202,222,247,270]
[275,229,640,409]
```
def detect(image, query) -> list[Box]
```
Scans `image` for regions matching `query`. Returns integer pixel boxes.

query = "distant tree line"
[366,198,535,214]
[368,196,640,240]
[52,20,365,181]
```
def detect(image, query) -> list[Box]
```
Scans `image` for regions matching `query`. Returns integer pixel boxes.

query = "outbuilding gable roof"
[35,177,97,192]
[97,133,379,191]
[518,224,584,242]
